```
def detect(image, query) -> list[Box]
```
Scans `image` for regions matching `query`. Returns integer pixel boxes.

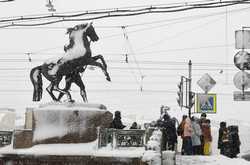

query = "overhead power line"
[0,66,237,71]
[0,43,235,57]
[2,5,250,31]
[0,0,249,28]
[0,0,14,2]
[0,58,236,68]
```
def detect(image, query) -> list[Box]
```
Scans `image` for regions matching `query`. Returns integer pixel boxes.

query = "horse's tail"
[30,65,43,101]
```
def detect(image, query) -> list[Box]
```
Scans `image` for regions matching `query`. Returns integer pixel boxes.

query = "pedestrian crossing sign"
[196,93,217,113]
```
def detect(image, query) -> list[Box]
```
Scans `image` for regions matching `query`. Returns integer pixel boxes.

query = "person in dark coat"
[218,121,228,155]
[110,111,126,129]
[130,122,138,129]
[158,114,177,151]
[199,113,207,155]
[227,125,241,158]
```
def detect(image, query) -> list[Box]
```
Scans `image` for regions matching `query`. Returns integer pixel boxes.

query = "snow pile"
[146,129,162,151]
[142,129,162,165]
[0,141,97,156]
[0,140,145,157]
[162,150,176,165]
[177,155,250,165]
[142,150,161,165]
[0,108,15,131]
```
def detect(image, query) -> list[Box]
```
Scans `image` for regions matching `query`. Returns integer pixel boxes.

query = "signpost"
[235,30,250,49]
[234,91,250,101]
[233,71,250,100]
[177,60,194,118]
[196,73,216,114]
[234,51,250,70]
[233,71,250,90]
[197,73,216,93]
[234,28,250,101]
[196,93,217,113]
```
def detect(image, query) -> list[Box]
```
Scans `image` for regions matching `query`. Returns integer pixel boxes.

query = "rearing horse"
[30,22,111,102]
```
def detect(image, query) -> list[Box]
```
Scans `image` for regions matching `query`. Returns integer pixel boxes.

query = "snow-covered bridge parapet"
[98,128,146,148]
[14,102,112,148]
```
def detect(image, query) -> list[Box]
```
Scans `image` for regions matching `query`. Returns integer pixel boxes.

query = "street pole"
[188,60,192,118]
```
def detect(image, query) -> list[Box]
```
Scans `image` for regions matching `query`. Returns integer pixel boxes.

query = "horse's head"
[85,22,99,42]
[67,22,99,42]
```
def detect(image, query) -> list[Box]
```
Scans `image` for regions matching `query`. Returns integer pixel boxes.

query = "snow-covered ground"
[176,155,250,165]
[0,140,145,158]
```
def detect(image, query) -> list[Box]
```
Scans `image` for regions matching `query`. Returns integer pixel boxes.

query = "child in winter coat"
[201,119,212,155]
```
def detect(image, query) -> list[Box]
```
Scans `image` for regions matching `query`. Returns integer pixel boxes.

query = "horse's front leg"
[73,74,88,102]
[46,83,59,101]
[92,54,107,69]
[57,76,72,101]
[54,81,74,103]
[89,60,111,82]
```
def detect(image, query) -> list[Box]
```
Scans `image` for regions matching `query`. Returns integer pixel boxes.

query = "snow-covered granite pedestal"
[14,102,112,149]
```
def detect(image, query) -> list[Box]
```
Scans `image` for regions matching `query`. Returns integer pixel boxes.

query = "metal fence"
[0,131,12,146]
[98,128,146,148]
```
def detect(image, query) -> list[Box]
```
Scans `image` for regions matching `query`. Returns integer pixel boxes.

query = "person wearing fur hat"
[110,111,126,129]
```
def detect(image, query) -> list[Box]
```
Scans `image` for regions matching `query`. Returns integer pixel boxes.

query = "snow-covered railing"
[0,108,15,147]
[0,131,12,146]
[97,128,146,148]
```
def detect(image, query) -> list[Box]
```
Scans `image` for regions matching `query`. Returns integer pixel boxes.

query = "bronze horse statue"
[30,22,111,102]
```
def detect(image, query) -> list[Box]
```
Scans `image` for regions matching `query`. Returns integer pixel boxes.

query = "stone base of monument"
[13,102,112,149]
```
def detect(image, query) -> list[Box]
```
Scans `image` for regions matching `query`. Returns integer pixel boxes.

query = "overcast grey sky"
[0,0,250,121]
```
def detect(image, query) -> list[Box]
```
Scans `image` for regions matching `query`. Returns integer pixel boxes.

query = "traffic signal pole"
[188,60,192,118]
[177,60,194,117]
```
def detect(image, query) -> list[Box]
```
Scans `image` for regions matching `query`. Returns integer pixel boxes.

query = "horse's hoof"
[106,77,111,82]
[63,99,75,103]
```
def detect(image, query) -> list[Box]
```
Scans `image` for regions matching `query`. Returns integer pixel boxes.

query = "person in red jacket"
[182,117,193,155]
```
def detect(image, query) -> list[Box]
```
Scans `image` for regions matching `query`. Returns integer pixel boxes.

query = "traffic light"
[189,92,195,108]
[177,80,183,107]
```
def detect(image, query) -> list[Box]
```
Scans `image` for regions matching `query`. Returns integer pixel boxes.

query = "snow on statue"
[30,22,111,102]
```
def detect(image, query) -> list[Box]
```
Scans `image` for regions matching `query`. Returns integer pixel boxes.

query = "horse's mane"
[64,23,89,52]
[64,38,75,52]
